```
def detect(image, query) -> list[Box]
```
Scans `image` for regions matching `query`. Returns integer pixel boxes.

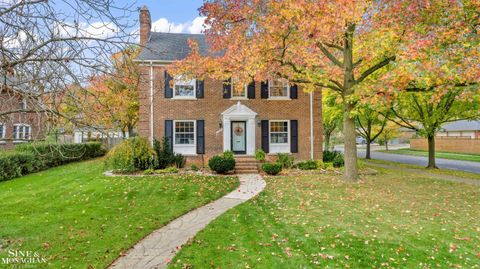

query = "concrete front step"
[234,156,259,174]
[235,158,257,163]
[236,163,258,167]
[236,170,259,174]
[236,165,258,169]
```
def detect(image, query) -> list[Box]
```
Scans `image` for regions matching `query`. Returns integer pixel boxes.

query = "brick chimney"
[139,6,151,46]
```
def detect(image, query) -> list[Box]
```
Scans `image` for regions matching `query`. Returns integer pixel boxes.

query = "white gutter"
[309,91,314,160]
[149,62,154,145]
[134,59,173,65]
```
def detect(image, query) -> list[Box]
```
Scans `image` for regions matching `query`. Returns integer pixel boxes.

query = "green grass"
[379,148,480,162]
[170,170,480,269]
[0,159,238,268]
[363,159,480,180]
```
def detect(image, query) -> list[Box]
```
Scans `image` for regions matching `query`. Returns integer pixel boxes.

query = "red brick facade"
[0,92,44,150]
[137,65,323,165]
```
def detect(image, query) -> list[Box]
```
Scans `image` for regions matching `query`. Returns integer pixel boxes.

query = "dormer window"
[269,79,290,98]
[173,76,196,98]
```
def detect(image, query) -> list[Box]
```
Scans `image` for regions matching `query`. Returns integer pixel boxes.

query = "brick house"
[135,6,323,165]
[0,76,44,150]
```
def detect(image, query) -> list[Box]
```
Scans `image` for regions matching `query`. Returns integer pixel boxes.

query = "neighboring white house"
[73,127,128,144]
[437,120,480,139]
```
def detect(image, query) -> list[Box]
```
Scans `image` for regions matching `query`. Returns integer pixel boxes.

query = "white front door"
[231,121,246,154]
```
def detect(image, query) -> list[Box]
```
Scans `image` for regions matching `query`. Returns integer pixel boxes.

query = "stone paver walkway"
[109,174,266,269]
[366,162,480,186]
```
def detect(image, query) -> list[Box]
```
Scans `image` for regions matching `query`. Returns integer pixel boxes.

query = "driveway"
[335,145,480,174]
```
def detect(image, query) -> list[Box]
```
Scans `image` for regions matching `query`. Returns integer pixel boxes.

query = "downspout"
[149,61,154,145]
[309,91,314,160]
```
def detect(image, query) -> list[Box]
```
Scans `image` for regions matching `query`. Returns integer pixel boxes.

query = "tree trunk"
[342,23,358,181]
[427,135,437,169]
[325,134,331,151]
[385,140,389,151]
[343,102,358,181]
[128,124,134,137]
[365,138,371,159]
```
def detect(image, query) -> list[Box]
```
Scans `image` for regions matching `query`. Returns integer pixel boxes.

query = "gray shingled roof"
[137,32,210,61]
[441,120,480,131]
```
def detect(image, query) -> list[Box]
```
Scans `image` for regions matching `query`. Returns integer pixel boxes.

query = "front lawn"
[364,159,480,180]
[380,148,480,163]
[0,159,238,268]
[170,169,480,268]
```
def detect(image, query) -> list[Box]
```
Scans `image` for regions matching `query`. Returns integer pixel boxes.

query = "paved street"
[335,145,480,174]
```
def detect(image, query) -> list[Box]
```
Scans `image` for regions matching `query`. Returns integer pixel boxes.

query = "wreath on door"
[234,126,244,136]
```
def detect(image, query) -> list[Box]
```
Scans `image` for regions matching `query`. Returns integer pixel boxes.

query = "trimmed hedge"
[296,160,318,170]
[208,153,235,174]
[262,163,282,175]
[0,142,106,182]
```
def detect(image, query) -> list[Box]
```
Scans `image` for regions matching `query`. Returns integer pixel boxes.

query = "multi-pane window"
[269,79,289,98]
[232,80,247,98]
[174,121,195,145]
[174,76,196,98]
[13,124,31,140]
[0,123,5,139]
[270,121,289,144]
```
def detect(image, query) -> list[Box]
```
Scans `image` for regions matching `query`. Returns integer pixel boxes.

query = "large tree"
[0,0,135,137]
[389,89,479,168]
[172,0,437,181]
[381,0,480,168]
[61,47,140,137]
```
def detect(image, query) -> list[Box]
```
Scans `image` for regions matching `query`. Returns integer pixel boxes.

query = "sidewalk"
[109,174,266,269]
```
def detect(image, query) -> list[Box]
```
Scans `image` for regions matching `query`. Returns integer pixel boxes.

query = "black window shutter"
[261,120,269,153]
[223,79,231,99]
[164,71,173,98]
[290,84,298,99]
[196,120,205,154]
[247,81,255,99]
[261,81,269,99]
[165,120,173,152]
[196,80,204,98]
[290,120,298,153]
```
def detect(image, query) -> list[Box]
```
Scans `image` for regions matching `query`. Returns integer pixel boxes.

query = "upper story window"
[231,79,248,99]
[13,124,31,141]
[269,79,290,98]
[270,121,289,144]
[0,123,5,139]
[232,84,247,98]
[174,121,195,145]
[173,76,196,98]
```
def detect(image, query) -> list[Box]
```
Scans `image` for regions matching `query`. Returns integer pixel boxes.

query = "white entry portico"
[221,102,257,155]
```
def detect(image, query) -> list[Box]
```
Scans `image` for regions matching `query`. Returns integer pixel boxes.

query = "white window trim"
[268,79,291,100]
[231,83,248,100]
[13,123,31,143]
[269,120,290,154]
[173,120,197,155]
[0,123,5,144]
[172,76,197,100]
